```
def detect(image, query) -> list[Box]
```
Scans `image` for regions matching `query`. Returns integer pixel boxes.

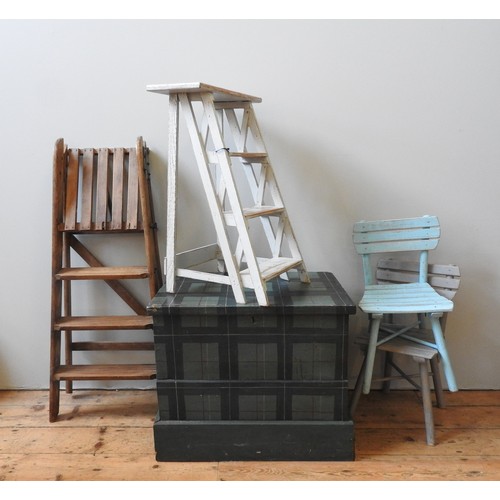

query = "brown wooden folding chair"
[50,137,162,421]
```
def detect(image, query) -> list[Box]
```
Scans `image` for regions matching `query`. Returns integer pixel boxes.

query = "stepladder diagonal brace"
[147,82,310,306]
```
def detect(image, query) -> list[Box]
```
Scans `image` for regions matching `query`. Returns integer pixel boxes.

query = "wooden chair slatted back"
[59,146,143,233]
[376,258,461,300]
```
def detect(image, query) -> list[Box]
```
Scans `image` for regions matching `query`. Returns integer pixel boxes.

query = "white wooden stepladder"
[147,82,310,306]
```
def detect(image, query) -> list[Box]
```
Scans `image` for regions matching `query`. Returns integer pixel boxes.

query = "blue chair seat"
[359,283,454,314]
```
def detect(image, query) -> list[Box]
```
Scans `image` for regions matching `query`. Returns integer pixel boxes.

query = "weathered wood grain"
[1,454,218,481]
[1,389,499,481]
[218,456,500,481]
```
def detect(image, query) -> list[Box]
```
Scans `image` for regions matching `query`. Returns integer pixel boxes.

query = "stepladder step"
[240,257,305,285]
[55,266,150,280]
[54,315,153,330]
[53,364,156,381]
[224,205,285,225]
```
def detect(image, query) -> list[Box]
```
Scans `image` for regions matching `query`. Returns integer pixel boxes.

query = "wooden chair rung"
[71,341,154,351]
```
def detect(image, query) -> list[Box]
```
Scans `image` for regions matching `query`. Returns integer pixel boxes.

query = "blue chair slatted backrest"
[353,215,440,286]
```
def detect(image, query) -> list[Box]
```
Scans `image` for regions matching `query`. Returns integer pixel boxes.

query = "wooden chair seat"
[377,334,439,359]
[351,333,443,446]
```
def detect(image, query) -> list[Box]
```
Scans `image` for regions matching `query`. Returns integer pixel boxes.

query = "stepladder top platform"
[146,82,262,103]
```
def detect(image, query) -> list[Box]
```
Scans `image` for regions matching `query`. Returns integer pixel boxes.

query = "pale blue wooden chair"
[350,259,461,445]
[352,215,458,396]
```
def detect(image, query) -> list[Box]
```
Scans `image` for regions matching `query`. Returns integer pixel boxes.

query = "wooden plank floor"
[1,389,499,481]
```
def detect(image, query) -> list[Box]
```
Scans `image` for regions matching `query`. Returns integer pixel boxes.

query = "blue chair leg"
[350,356,366,416]
[363,314,382,394]
[430,313,458,392]
[417,357,435,445]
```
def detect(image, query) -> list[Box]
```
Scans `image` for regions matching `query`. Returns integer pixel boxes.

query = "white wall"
[1,20,499,389]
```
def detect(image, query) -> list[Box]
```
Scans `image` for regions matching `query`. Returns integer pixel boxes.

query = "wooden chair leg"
[62,234,73,394]
[64,330,73,394]
[430,355,446,409]
[382,351,393,393]
[417,357,435,445]
[363,314,382,394]
[49,379,60,423]
[49,331,61,422]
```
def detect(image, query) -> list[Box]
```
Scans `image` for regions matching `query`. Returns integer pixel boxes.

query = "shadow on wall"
[0,348,12,387]
[263,128,365,276]
[259,127,471,388]
[259,129,372,387]
[145,148,168,264]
